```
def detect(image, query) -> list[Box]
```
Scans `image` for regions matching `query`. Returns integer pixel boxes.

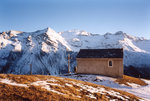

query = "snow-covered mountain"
[0,27,150,77]
[0,28,71,74]
[60,30,150,68]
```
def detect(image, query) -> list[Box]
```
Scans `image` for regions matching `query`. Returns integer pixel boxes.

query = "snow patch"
[65,83,72,87]
[0,79,27,87]
[13,42,22,52]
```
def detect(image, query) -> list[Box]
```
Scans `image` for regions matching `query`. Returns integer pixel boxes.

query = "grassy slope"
[0,74,143,101]
[115,75,148,86]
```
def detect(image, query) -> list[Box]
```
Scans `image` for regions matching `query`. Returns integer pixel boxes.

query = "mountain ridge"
[0,27,150,78]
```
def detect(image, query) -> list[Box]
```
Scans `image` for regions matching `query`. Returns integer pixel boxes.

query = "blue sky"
[0,0,150,38]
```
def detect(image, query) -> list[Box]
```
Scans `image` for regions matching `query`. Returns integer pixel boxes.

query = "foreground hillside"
[0,74,143,101]
[60,74,150,100]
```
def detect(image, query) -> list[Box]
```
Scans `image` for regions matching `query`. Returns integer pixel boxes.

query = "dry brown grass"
[115,75,148,87]
[0,83,81,101]
[0,74,142,101]
[0,74,56,84]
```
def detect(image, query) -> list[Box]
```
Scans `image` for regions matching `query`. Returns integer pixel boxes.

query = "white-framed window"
[108,60,113,67]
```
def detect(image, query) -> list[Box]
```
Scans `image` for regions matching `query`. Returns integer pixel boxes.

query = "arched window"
[108,60,113,67]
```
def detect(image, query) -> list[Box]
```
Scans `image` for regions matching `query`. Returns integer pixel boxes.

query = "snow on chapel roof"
[77,48,123,58]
